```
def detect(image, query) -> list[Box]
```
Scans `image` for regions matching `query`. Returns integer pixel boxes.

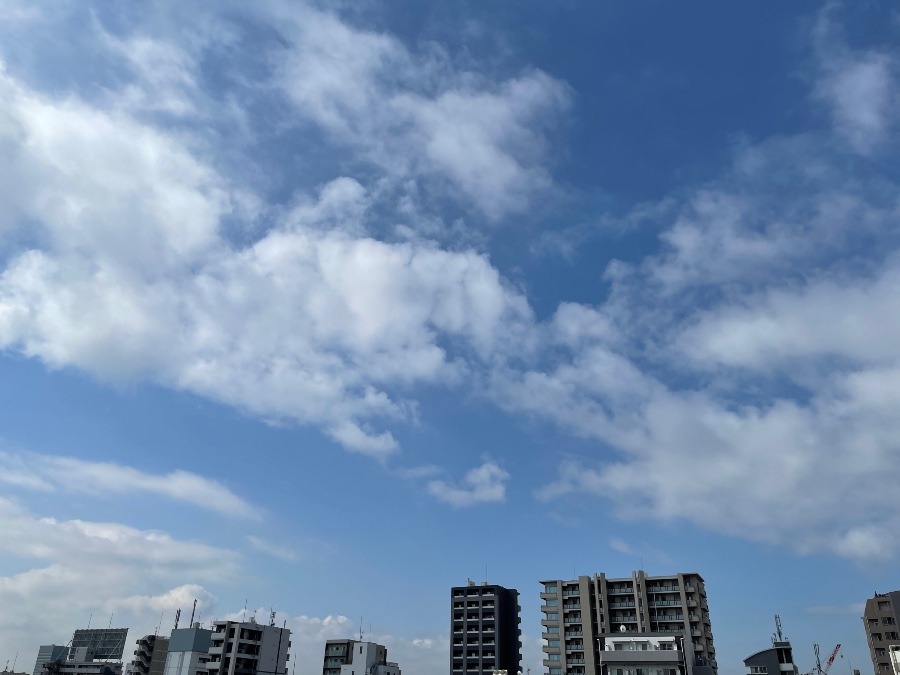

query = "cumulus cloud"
[0,62,534,456]
[0,451,258,518]
[426,462,510,507]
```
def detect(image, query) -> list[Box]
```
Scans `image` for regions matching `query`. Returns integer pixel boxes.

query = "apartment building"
[863,591,900,674]
[131,636,169,675]
[207,619,290,675]
[598,632,691,675]
[540,571,716,675]
[451,582,522,675]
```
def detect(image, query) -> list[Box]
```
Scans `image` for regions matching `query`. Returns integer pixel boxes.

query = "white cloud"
[270,3,569,220]
[0,498,236,666]
[246,536,298,563]
[0,451,259,518]
[426,462,510,507]
[0,64,534,456]
[813,8,898,154]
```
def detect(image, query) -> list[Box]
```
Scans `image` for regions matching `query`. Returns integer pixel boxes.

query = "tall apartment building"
[207,619,290,675]
[540,571,716,675]
[163,625,212,675]
[863,591,900,674]
[321,641,399,675]
[451,581,522,675]
[34,646,70,675]
[131,636,169,675]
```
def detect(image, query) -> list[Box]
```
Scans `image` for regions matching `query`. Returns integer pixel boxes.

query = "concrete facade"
[451,582,522,675]
[863,591,900,674]
[598,633,690,675]
[131,636,169,675]
[321,642,399,675]
[207,619,290,675]
[540,571,716,675]
[162,626,213,675]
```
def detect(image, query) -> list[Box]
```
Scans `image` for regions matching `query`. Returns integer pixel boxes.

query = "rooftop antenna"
[155,612,163,637]
[87,612,93,629]
[774,615,784,643]
[243,599,248,620]
[174,608,181,630]
[359,617,364,641]
[108,613,114,629]
[270,609,276,627]
[13,651,19,670]
[189,599,197,627]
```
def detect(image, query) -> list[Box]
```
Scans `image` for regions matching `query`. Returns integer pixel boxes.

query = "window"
[546,640,560,648]
[546,599,559,607]
[750,667,768,674]
[884,618,896,626]
[549,654,560,661]
[547,626,560,634]
[873,634,883,641]
[549,669,561,675]
[545,613,559,620]
[545,584,558,594]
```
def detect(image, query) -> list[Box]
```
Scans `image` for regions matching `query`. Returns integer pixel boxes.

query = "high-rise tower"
[451,581,521,675]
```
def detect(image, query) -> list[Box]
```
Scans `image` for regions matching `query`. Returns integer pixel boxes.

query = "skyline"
[0,2,898,675]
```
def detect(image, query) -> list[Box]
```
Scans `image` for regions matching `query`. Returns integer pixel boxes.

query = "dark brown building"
[863,591,900,674]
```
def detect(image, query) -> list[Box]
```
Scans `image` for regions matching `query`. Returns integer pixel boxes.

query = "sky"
[0,1,898,675]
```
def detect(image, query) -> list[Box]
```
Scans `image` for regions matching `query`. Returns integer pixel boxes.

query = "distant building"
[863,591,900,674]
[207,618,290,675]
[321,642,398,675]
[451,581,521,675]
[131,636,169,675]
[163,625,213,675]
[598,632,692,675]
[34,646,70,675]
[2,670,30,675]
[743,619,799,675]
[540,571,716,675]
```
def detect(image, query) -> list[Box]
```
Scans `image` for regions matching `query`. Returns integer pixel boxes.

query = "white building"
[598,632,691,675]
[338,643,399,675]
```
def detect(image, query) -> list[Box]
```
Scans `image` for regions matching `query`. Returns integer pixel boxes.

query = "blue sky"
[0,2,898,675]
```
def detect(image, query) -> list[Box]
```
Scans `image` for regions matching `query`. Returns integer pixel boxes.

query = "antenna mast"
[189,599,197,627]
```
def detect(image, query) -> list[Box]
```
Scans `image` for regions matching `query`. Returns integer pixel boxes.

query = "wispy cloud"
[0,451,259,519]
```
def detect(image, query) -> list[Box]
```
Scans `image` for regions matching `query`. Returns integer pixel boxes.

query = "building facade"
[451,581,522,675]
[207,619,290,675]
[598,632,691,675]
[540,571,716,675]
[163,626,212,675]
[34,646,70,675]
[131,636,169,675]
[863,591,900,674]
[320,641,398,675]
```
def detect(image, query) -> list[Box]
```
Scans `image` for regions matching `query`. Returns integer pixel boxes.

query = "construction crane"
[803,643,842,675]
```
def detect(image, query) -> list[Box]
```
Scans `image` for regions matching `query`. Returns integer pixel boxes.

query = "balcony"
[609,603,635,609]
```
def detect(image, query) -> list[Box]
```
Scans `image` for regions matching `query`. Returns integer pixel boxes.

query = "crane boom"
[822,644,841,675]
